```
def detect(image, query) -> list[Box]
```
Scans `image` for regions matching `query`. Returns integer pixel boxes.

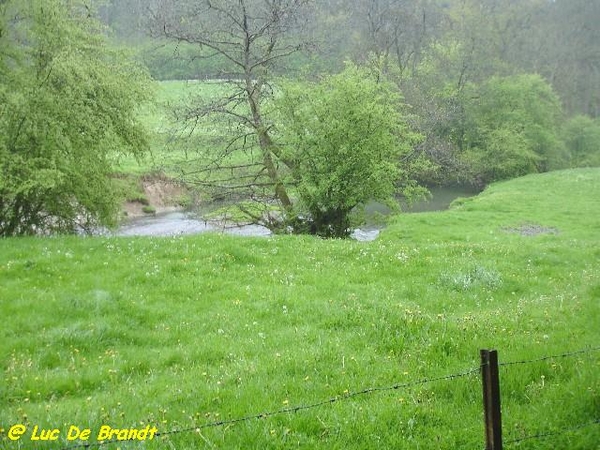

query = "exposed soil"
[123,178,189,218]
[502,224,560,236]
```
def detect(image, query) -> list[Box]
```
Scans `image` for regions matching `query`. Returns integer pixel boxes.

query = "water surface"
[116,186,478,241]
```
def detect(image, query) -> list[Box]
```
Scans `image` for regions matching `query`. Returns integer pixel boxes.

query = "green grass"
[113,80,266,212]
[1,169,599,449]
[114,80,251,178]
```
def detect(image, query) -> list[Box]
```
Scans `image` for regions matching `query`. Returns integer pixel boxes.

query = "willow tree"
[0,0,151,236]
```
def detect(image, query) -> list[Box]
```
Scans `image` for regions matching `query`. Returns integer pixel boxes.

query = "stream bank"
[117,184,478,241]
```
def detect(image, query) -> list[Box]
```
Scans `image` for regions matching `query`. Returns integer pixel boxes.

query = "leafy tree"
[562,115,600,168]
[0,0,151,236]
[460,74,565,185]
[276,64,428,238]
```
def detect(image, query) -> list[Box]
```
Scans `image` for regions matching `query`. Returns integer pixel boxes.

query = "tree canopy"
[459,74,565,185]
[277,64,429,237]
[0,0,152,236]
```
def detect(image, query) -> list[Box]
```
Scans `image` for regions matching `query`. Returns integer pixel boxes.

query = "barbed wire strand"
[60,366,481,449]
[54,345,599,449]
[499,346,600,367]
[504,419,600,446]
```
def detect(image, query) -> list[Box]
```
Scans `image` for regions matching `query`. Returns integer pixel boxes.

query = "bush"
[276,63,429,238]
[562,115,600,167]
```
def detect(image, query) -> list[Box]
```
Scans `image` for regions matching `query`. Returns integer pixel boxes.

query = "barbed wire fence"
[58,366,481,449]
[504,419,600,446]
[45,345,600,449]
[496,346,600,449]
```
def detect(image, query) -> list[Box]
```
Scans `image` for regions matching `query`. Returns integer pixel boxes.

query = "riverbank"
[117,175,479,239]
[2,169,598,449]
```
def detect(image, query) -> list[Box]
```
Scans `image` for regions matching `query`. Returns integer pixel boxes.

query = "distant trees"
[98,0,600,119]
[562,116,600,168]
[0,0,151,236]
[458,75,566,185]
[525,0,600,117]
[382,0,600,185]
[352,0,442,76]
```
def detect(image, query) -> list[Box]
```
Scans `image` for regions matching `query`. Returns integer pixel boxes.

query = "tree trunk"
[245,77,293,210]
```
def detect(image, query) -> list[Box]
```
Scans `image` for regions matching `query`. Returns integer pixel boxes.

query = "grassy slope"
[114,80,246,177]
[1,169,599,449]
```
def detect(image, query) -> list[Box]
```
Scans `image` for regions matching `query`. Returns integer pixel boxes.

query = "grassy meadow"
[114,80,249,177]
[1,168,599,449]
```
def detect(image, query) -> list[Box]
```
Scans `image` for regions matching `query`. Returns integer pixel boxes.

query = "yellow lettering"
[96,425,158,442]
[137,426,148,440]
[67,426,91,441]
[96,425,112,441]
[30,425,41,441]
[30,426,60,441]
[117,429,129,440]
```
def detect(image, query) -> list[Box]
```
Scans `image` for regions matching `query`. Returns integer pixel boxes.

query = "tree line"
[101,0,600,119]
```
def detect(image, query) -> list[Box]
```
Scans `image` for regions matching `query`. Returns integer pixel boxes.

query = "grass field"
[114,80,250,177]
[113,80,266,211]
[1,169,599,449]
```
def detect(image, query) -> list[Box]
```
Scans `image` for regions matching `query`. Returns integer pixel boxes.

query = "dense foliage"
[458,75,566,185]
[0,0,151,236]
[562,115,600,168]
[277,64,428,237]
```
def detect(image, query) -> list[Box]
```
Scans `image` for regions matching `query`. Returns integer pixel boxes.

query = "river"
[115,185,478,241]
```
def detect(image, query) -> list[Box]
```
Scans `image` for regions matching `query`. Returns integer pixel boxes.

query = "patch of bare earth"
[502,224,560,236]
[124,179,188,218]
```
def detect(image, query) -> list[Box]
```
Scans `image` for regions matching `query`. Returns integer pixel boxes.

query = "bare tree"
[148,0,312,227]
[351,0,443,77]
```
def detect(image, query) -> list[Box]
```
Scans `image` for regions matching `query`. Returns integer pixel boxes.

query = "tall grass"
[1,169,599,449]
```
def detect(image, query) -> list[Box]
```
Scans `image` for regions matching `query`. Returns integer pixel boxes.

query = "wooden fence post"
[481,349,503,450]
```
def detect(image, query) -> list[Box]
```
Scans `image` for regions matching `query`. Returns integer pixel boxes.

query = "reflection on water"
[364,185,480,217]
[403,185,480,213]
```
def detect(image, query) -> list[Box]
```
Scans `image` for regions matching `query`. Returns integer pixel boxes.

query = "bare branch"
[148,0,312,223]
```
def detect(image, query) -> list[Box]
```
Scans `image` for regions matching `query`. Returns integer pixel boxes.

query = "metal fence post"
[481,349,503,450]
